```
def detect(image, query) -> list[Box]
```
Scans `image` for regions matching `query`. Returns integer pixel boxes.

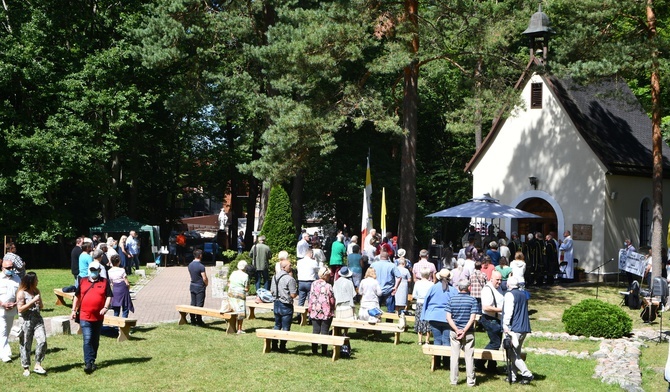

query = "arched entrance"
[516,198,558,237]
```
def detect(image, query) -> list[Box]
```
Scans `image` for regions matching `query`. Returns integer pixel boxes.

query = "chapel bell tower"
[522,2,553,65]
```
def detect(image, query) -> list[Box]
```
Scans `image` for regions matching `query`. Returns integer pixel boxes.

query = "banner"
[361,155,373,249]
[381,187,387,236]
[618,249,647,277]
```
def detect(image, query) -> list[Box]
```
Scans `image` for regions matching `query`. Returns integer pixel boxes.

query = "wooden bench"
[256,329,349,361]
[76,315,137,342]
[331,318,406,345]
[246,300,309,326]
[53,288,75,306]
[381,312,416,324]
[423,344,527,372]
[175,305,238,334]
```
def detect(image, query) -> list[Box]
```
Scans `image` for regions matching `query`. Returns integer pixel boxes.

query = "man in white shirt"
[296,249,320,306]
[478,271,505,373]
[0,259,21,362]
[363,229,377,253]
[296,233,310,260]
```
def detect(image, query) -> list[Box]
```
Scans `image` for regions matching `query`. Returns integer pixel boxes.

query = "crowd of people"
[0,225,539,382]
[215,226,533,386]
[454,225,575,287]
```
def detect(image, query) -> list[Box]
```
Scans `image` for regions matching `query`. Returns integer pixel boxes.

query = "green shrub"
[260,185,296,254]
[561,299,632,338]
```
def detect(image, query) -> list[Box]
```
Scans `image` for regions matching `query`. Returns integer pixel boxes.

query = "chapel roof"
[465,74,670,177]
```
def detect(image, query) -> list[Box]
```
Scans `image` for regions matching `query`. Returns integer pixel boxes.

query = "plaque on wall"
[572,224,592,241]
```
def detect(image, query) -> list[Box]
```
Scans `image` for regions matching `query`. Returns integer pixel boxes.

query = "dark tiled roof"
[465,74,670,177]
[546,76,670,176]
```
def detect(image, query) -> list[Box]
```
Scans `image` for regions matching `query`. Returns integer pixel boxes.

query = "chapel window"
[639,198,651,247]
[531,83,542,109]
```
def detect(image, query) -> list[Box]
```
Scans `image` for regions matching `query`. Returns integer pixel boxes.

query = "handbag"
[220,298,233,313]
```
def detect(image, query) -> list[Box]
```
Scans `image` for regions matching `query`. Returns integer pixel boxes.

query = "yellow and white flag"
[361,156,373,248]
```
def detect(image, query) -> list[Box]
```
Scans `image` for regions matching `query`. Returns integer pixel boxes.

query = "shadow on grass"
[474,367,546,385]
[45,347,66,355]
[47,356,152,374]
[129,326,158,334]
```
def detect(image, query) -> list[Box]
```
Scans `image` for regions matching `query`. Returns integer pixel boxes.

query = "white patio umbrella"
[426,194,541,219]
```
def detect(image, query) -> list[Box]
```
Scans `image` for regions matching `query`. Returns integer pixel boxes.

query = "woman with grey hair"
[451,259,469,287]
[412,267,433,344]
[308,267,335,355]
[228,260,249,334]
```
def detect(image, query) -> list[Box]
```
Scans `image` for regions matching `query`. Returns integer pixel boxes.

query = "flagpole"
[381,187,387,236]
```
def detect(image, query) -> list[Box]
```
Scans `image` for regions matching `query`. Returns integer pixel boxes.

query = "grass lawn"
[8,270,668,391]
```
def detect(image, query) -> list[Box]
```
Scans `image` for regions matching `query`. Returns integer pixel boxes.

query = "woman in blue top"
[422,268,458,368]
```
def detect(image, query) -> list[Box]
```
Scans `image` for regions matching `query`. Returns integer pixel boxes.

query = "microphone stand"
[589,258,615,300]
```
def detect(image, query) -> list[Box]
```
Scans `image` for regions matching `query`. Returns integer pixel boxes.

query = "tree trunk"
[474,58,483,149]
[257,183,270,232]
[647,1,663,282]
[291,169,305,236]
[398,0,419,260]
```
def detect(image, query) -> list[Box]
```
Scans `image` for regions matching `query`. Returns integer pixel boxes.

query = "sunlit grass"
[10,270,665,391]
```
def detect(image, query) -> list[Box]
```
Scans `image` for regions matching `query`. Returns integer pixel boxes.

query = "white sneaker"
[23,369,30,377]
[1,357,11,363]
[237,330,246,334]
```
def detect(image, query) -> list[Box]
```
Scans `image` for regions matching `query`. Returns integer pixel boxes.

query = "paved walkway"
[131,266,225,325]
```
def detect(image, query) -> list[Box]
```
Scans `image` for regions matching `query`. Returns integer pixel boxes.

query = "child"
[16,272,47,376]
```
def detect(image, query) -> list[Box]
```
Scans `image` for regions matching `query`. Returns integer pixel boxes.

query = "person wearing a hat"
[501,276,533,384]
[228,260,249,334]
[421,268,458,368]
[307,267,335,355]
[333,267,356,320]
[70,260,112,374]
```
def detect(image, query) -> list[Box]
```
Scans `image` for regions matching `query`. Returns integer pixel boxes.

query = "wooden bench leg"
[431,355,437,372]
[300,312,307,326]
[226,314,238,335]
[118,326,131,342]
[394,332,400,345]
[263,338,271,353]
[55,295,66,306]
[248,307,256,320]
[178,311,188,325]
[332,346,341,361]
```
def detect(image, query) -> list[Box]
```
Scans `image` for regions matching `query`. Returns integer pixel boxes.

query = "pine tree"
[260,185,295,254]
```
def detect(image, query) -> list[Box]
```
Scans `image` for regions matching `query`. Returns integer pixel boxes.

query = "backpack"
[626,281,641,310]
[340,340,352,358]
[256,288,274,303]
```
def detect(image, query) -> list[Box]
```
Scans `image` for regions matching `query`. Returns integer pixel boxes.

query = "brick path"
[131,265,223,325]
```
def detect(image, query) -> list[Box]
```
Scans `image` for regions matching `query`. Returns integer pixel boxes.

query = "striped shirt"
[446,292,478,332]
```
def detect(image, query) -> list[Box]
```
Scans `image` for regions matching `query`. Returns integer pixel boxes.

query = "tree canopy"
[1,0,669,265]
